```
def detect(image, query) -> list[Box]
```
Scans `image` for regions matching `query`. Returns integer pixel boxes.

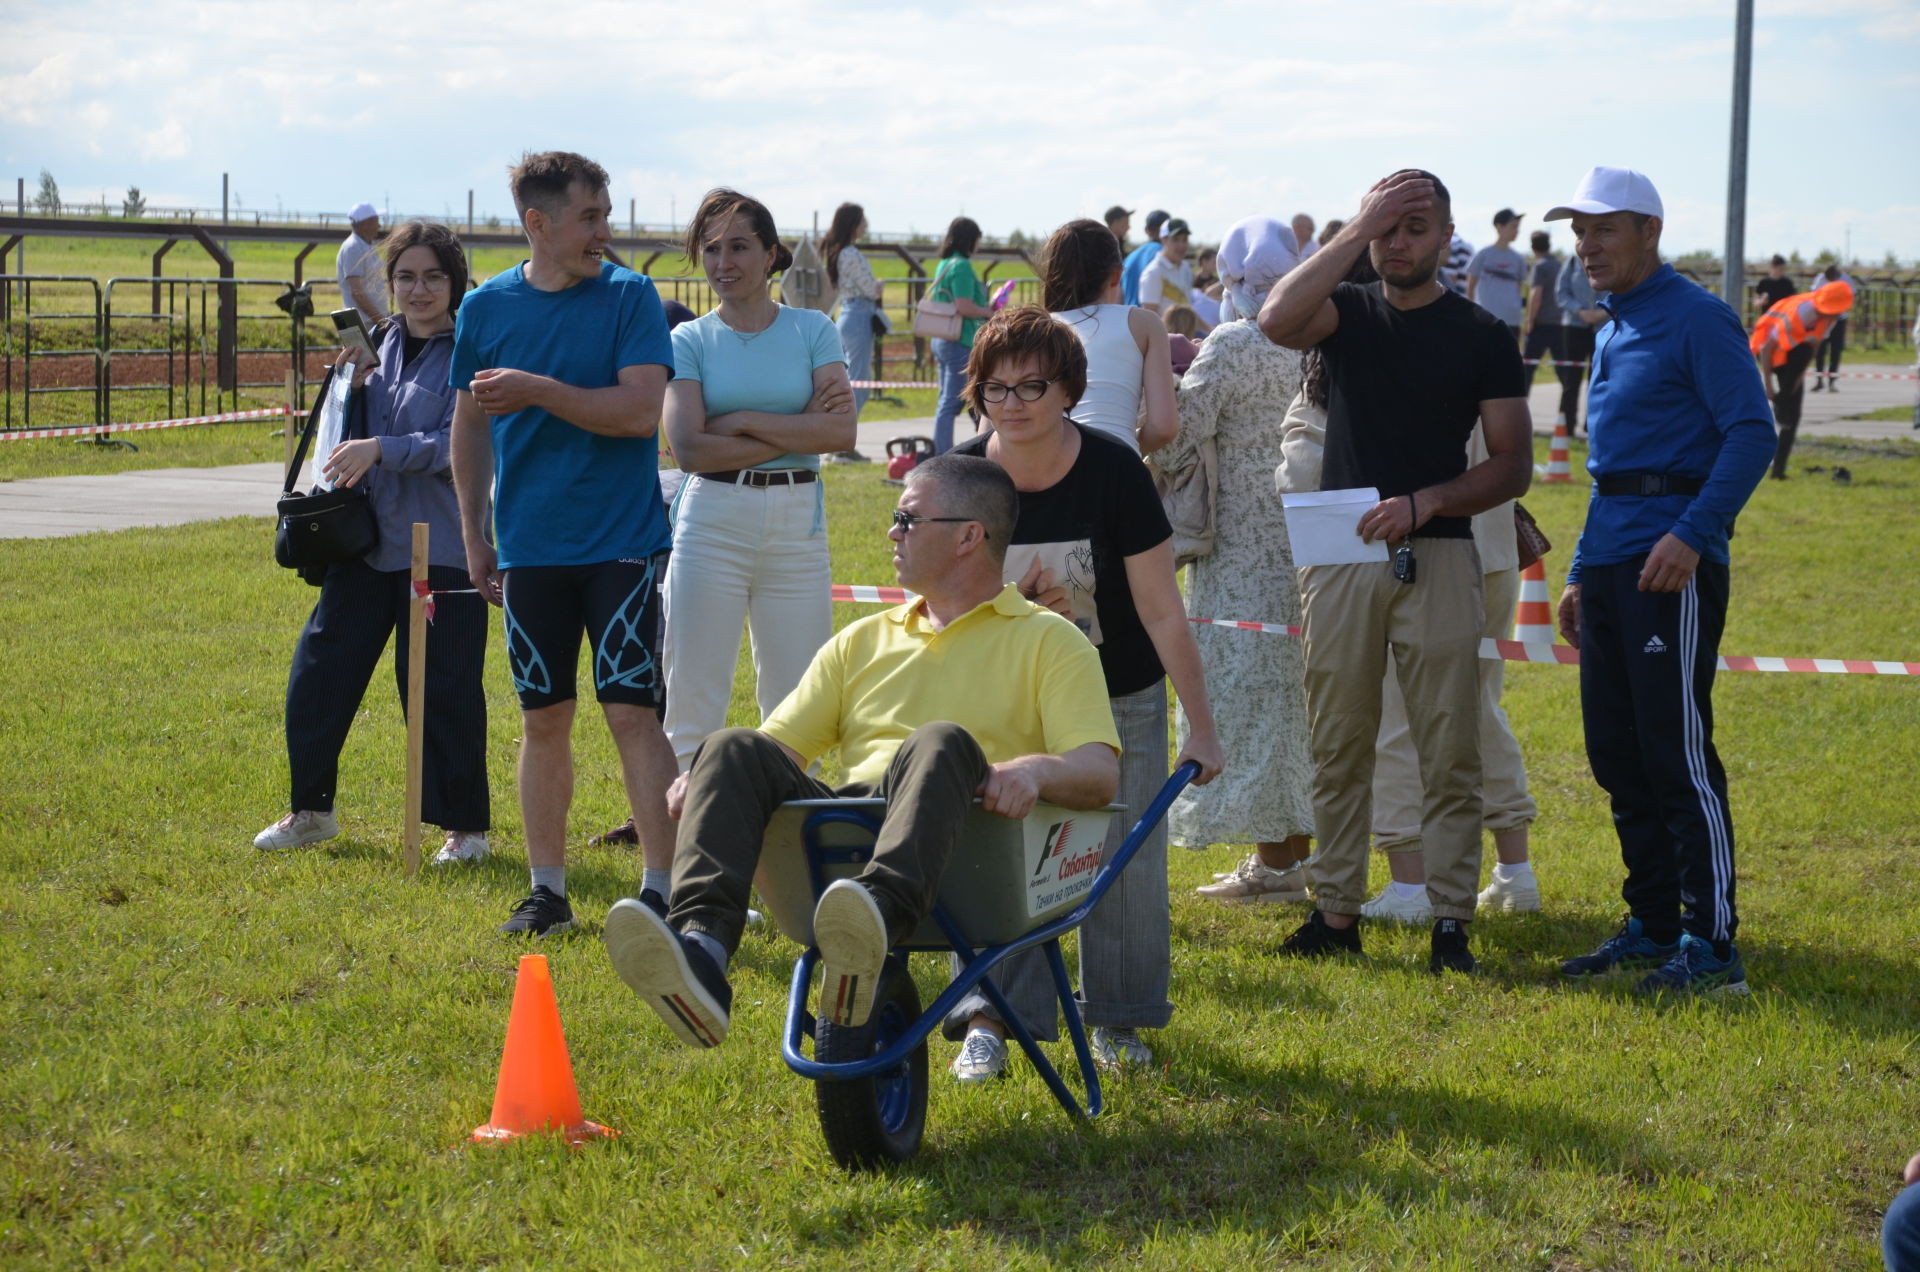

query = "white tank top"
[1053,305,1144,454]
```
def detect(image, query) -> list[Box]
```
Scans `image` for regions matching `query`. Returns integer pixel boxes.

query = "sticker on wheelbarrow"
[1025,815,1106,918]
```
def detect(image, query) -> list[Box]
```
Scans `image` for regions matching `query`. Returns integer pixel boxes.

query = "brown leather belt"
[692,469,819,488]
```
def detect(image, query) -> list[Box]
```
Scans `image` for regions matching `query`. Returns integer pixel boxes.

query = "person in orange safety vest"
[1750,278,1853,480]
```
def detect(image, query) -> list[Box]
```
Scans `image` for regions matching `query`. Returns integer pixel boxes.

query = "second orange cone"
[472,954,616,1146]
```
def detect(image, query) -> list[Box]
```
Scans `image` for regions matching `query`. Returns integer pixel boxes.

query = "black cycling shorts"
[501,553,667,711]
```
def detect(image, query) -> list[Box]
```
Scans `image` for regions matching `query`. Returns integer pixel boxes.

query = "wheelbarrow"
[754,761,1199,1170]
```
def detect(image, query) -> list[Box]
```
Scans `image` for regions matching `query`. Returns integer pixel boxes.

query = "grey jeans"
[942,684,1173,1042]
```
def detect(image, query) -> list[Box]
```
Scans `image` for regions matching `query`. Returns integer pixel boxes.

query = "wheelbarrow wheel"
[814,956,928,1170]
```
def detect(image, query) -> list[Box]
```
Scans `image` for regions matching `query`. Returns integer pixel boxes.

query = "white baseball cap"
[1543,167,1663,221]
[348,201,378,222]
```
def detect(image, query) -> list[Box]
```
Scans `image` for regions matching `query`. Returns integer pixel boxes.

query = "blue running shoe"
[1634,934,1750,997]
[1560,916,1680,978]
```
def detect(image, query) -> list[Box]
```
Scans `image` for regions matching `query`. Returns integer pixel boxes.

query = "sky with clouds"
[5,0,1917,263]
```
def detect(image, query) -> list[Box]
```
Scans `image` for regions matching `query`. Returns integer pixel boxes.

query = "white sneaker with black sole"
[813,879,890,1028]
[253,810,339,851]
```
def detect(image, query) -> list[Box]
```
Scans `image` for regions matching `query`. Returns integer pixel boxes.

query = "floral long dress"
[1160,320,1315,848]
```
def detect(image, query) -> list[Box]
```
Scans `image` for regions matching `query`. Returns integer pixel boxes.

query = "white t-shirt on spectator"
[337,233,386,323]
[1137,254,1193,311]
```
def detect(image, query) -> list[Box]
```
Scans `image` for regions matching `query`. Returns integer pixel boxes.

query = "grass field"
[2,434,1916,1269]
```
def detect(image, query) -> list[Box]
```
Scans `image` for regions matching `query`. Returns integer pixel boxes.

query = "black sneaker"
[1560,916,1679,978]
[639,888,669,918]
[1279,909,1362,958]
[603,897,733,1048]
[1429,917,1476,975]
[498,885,576,937]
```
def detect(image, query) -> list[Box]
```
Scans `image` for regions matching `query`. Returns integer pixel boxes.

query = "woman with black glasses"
[940,307,1223,1084]
[254,221,491,864]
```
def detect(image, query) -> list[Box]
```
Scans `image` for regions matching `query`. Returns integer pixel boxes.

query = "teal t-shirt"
[670,305,846,471]
[932,255,989,345]
[449,261,674,570]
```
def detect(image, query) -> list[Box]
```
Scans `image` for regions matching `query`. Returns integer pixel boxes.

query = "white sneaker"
[950,1028,1009,1084]
[432,831,490,865]
[813,879,889,1028]
[1478,870,1541,913]
[1196,853,1310,904]
[1358,885,1433,925]
[253,809,339,851]
[1090,1026,1154,1069]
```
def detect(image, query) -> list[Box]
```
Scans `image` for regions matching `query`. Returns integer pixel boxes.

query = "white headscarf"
[1218,216,1302,323]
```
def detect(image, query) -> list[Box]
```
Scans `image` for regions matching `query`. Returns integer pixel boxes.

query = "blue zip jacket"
[1568,263,1774,585]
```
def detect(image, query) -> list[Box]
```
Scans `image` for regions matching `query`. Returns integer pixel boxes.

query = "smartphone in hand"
[331,308,380,368]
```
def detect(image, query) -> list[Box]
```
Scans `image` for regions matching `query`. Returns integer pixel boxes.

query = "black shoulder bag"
[274,363,380,583]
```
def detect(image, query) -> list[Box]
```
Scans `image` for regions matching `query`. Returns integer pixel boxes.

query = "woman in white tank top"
[1041,219,1178,455]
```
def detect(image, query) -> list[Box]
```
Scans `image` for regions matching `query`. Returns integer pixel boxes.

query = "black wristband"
[1406,492,1417,527]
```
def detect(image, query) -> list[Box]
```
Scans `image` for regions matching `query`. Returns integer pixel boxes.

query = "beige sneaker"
[432,831,490,865]
[1195,853,1311,904]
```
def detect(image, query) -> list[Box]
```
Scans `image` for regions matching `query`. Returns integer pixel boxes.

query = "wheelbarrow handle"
[1071,760,1199,924]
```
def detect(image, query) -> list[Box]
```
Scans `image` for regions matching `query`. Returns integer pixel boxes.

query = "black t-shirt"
[954,424,1171,696]
[1754,276,1797,312]
[1319,282,1530,539]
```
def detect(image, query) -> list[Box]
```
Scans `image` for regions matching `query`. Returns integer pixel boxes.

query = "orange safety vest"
[1749,293,1836,367]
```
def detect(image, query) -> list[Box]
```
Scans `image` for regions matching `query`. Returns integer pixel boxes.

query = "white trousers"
[663,476,833,769]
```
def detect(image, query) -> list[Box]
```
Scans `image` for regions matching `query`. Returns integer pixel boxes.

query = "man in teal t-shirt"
[449,150,679,939]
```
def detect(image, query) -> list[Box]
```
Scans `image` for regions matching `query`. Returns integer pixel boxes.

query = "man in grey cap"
[1121,209,1170,306]
[336,201,388,324]
[1548,165,1773,998]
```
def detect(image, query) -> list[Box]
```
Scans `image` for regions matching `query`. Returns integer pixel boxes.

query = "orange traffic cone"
[1543,418,1572,483]
[471,954,616,1146]
[1513,560,1555,645]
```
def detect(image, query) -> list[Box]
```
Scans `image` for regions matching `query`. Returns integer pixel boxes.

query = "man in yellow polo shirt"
[602,454,1121,1049]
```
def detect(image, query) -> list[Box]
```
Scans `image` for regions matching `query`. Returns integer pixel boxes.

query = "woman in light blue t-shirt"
[660,189,856,770]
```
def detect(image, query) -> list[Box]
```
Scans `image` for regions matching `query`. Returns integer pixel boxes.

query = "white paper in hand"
[1281,488,1391,567]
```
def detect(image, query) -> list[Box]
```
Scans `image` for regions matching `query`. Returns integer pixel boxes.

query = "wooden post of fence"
[403,521,429,877]
[282,370,297,472]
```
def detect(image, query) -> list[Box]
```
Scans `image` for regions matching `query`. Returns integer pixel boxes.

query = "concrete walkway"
[1,371,1912,540]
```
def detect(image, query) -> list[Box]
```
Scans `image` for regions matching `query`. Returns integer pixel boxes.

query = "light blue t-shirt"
[671,305,846,472]
[1120,240,1162,307]
[450,261,674,570]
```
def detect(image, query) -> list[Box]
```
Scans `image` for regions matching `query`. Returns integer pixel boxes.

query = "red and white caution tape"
[829,584,1918,676]
[850,379,940,390]
[410,578,436,622]
[0,406,295,442]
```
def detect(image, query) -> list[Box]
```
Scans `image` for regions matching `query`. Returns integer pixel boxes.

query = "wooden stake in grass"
[403,521,428,877]
[282,370,298,474]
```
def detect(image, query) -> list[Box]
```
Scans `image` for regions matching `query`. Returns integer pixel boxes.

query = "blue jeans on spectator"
[931,336,970,454]
[1887,1181,1920,1272]
[837,297,877,417]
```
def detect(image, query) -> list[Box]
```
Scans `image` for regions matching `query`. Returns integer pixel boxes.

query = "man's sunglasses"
[891,510,985,538]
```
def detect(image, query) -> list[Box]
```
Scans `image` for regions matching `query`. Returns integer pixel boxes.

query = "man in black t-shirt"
[1753,256,1797,318]
[1259,168,1533,975]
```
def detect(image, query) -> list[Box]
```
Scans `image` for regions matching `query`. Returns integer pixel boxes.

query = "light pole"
[1722,0,1753,308]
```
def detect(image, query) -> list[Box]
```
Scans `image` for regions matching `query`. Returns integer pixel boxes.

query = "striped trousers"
[1578,557,1737,943]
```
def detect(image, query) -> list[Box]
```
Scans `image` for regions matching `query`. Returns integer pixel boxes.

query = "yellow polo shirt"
[763,583,1121,786]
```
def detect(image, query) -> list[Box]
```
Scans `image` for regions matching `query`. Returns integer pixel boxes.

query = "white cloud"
[141,118,189,161]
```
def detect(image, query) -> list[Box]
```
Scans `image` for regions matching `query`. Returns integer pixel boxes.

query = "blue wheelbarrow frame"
[777,761,1198,1158]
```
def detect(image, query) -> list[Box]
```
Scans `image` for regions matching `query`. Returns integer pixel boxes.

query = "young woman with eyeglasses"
[938,306,1223,1083]
[658,189,856,776]
[254,221,492,864]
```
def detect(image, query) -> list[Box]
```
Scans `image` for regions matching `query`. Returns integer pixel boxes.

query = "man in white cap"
[1547,166,1773,997]
[336,201,388,325]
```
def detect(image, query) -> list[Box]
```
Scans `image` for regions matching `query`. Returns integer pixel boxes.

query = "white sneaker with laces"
[1358,884,1433,924]
[1196,853,1310,904]
[253,810,339,852]
[1090,1026,1154,1069]
[1477,870,1541,913]
[950,1028,1008,1084]
[432,831,490,865]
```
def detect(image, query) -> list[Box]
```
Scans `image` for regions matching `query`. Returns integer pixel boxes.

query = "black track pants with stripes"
[1578,557,1738,944]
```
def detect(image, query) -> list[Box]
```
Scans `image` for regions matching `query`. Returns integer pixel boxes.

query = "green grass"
[1847,404,1918,423]
[2,433,1917,1270]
